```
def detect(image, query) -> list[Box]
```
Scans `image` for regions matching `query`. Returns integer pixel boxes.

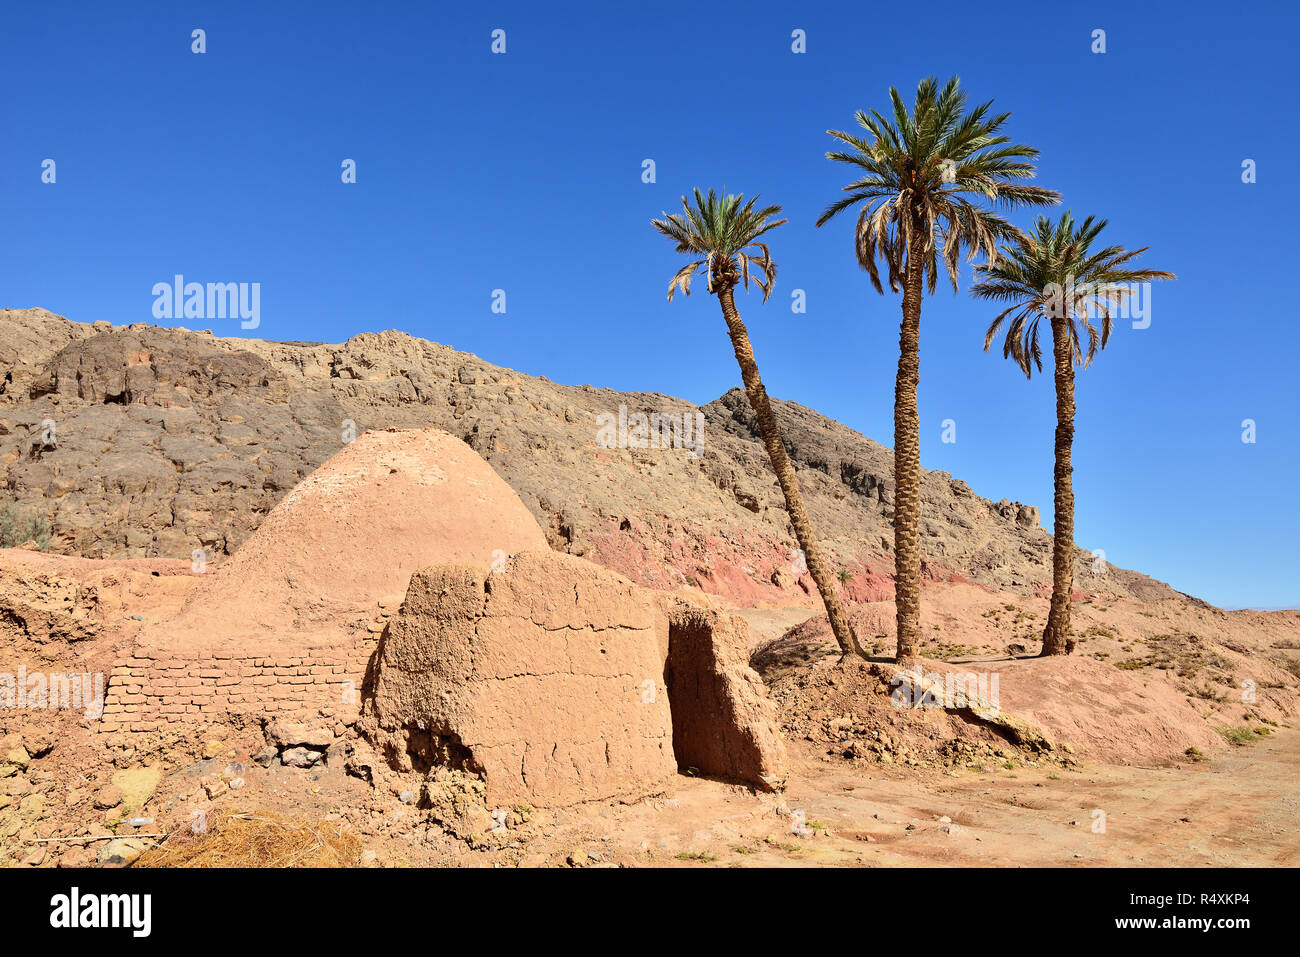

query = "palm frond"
[818,75,1061,296]
[971,210,1176,377]
[653,189,786,301]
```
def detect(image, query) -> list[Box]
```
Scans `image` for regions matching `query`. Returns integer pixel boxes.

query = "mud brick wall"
[98,646,374,733]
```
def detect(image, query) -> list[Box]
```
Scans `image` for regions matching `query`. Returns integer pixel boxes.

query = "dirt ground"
[533,724,1300,868]
[743,726,1300,867]
[129,715,1297,869]
[5,551,1297,869]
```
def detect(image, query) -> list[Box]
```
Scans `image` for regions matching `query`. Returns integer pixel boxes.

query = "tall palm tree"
[972,212,1174,655]
[816,76,1059,662]
[653,188,864,658]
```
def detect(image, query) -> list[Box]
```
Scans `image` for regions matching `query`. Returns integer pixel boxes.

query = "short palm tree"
[816,76,1059,662]
[972,212,1174,654]
[653,188,864,658]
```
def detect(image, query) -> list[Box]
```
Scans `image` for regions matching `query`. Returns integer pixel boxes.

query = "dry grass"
[138,808,361,868]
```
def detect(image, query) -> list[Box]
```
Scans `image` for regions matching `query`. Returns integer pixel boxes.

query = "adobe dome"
[148,428,549,651]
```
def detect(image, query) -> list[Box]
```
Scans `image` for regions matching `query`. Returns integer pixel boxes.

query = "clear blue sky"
[3,1,1296,609]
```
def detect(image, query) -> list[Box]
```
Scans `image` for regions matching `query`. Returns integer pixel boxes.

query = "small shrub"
[675,850,715,862]
[0,502,52,550]
[1216,725,1266,746]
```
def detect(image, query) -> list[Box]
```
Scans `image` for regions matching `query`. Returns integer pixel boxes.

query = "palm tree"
[653,188,864,658]
[816,76,1059,662]
[972,212,1174,655]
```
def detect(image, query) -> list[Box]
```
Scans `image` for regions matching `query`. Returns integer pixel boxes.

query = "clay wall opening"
[663,607,786,790]
[665,615,718,777]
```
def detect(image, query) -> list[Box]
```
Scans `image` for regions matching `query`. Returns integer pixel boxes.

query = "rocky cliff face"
[0,307,1174,605]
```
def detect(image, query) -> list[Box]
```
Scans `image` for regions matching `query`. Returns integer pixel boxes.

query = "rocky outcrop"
[0,307,1176,606]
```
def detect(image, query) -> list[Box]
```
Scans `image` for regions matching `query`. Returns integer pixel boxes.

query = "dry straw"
[138,808,361,868]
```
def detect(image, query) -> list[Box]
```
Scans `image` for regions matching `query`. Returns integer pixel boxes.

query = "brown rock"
[17,793,46,823]
[110,767,161,813]
[3,746,30,773]
[264,719,333,750]
[56,845,96,868]
[21,847,46,866]
[98,838,148,867]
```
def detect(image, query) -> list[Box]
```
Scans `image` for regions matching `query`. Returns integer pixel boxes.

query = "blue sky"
[3,1,1296,609]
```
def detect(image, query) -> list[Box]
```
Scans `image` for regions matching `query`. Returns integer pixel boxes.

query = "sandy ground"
[152,719,1293,869]
[734,606,818,648]
[6,550,1296,869]
[478,724,1300,868]
[15,694,1299,870]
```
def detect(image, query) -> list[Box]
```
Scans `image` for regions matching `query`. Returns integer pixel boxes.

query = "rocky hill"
[0,307,1175,607]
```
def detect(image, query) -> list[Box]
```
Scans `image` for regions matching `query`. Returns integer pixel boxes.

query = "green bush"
[0,502,52,550]
[1216,724,1270,746]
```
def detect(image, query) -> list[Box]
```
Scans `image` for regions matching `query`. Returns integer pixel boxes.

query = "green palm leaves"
[652,188,787,301]
[816,75,1059,292]
[972,212,1177,377]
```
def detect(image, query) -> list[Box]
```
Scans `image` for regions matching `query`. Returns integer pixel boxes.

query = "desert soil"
[726,726,1300,867]
[130,716,1298,869]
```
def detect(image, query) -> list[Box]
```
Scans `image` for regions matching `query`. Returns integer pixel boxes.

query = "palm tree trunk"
[892,231,925,663]
[1041,317,1076,656]
[715,286,863,658]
